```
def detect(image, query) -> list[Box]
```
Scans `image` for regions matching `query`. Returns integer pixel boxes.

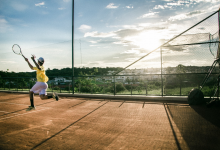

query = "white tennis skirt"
[30,82,48,95]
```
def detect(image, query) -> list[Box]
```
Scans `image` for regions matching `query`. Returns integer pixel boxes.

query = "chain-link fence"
[0,10,219,97]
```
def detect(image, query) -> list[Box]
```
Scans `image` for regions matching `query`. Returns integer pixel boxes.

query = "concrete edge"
[1,90,211,103]
[0,90,188,102]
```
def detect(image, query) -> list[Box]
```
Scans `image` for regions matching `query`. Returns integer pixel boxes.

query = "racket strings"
[12,44,22,55]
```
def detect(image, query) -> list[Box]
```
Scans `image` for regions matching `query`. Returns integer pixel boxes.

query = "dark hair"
[39,61,44,66]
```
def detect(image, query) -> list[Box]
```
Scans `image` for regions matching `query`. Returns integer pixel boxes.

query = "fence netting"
[113,10,219,96]
[1,10,219,97]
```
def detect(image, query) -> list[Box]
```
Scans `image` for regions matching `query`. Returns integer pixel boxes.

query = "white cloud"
[106,3,118,9]
[137,12,159,19]
[167,2,184,6]
[79,24,91,32]
[107,25,139,30]
[208,5,220,11]
[124,57,138,62]
[58,8,65,10]
[112,36,121,39]
[168,10,205,21]
[84,31,116,38]
[122,25,139,29]
[192,0,218,2]
[126,6,133,9]
[1,61,16,64]
[0,17,11,33]
[89,41,97,44]
[35,2,45,7]
[113,41,128,45]
[154,5,165,9]
[122,49,140,54]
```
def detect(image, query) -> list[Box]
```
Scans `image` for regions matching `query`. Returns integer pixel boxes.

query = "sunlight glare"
[125,30,162,51]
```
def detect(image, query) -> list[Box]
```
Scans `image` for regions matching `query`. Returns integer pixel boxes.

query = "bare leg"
[29,91,34,107]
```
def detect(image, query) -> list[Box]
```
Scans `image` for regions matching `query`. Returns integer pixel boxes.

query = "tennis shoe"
[52,92,59,101]
[26,106,35,111]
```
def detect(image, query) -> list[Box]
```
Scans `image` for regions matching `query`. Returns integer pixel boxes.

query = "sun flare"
[125,30,162,51]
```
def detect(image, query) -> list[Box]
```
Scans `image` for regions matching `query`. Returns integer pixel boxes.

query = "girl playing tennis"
[25,55,59,111]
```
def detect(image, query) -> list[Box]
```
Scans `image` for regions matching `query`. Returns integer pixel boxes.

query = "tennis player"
[25,55,59,111]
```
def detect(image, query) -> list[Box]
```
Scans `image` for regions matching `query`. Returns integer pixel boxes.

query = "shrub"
[116,83,126,93]
[53,86,60,90]
[202,86,215,97]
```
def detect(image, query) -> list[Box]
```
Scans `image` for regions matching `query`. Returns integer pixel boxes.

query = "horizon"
[0,64,216,74]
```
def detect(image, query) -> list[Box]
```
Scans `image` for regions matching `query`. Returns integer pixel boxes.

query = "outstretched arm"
[31,56,41,70]
[25,58,34,70]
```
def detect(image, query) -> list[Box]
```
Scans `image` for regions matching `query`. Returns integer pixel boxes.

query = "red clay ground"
[0,92,220,150]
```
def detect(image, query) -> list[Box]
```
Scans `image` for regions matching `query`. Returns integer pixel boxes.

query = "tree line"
[0,67,123,78]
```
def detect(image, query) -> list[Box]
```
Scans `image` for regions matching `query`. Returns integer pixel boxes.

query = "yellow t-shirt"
[33,66,49,83]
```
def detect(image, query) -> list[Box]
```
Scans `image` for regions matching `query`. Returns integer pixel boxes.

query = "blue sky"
[0,0,219,72]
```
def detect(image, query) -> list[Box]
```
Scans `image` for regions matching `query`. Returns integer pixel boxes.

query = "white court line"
[0,102,52,109]
[0,110,19,115]
[0,111,18,114]
[0,123,54,137]
[0,111,10,113]
[0,107,50,121]
[0,102,29,106]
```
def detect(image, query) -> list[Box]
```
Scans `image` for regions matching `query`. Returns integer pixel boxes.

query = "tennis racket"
[12,44,26,59]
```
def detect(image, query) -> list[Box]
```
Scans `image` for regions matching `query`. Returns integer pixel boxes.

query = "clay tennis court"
[0,92,220,150]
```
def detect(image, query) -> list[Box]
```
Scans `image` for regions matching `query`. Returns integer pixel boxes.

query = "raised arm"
[25,58,34,70]
[31,56,41,70]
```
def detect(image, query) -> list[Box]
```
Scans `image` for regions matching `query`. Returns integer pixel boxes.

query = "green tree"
[125,77,131,84]
[109,82,126,93]
[176,64,186,74]
[76,72,100,93]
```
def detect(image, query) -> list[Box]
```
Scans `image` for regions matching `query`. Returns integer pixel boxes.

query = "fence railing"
[1,73,219,97]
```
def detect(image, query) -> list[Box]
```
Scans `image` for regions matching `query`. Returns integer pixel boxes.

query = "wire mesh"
[1,10,220,97]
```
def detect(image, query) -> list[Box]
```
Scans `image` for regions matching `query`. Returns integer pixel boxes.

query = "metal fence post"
[91,85,93,94]
[131,76,133,95]
[71,0,75,94]
[161,47,163,97]
[179,75,182,96]
[52,82,53,92]
[17,79,18,92]
[146,82,147,96]
[22,79,23,91]
[114,76,116,96]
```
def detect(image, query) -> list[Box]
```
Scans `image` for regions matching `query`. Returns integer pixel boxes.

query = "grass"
[164,86,195,96]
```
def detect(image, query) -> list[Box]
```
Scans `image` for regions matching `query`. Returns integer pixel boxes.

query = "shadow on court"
[0,92,220,150]
[166,104,220,150]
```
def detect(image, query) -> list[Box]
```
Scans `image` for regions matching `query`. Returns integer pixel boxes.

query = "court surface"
[0,92,220,150]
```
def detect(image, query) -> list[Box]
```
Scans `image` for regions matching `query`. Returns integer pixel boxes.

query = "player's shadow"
[166,103,220,150]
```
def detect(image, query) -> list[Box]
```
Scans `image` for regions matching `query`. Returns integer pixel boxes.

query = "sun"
[125,30,162,51]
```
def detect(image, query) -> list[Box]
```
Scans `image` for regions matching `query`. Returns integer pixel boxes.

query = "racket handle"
[22,55,26,59]
[31,54,36,58]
